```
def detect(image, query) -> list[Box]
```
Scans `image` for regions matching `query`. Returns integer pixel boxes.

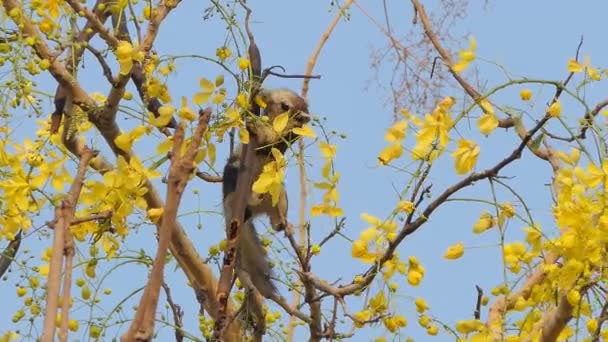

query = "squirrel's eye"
[280,102,290,112]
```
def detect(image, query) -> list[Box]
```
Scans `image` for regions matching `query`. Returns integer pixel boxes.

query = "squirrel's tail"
[235,219,278,298]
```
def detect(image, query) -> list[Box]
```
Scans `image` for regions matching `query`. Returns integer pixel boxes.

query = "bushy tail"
[236,219,277,298]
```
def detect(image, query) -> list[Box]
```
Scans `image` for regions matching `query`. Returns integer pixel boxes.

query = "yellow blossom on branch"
[369,291,388,313]
[149,105,175,127]
[238,57,250,70]
[412,97,454,160]
[396,200,415,214]
[312,142,342,217]
[353,310,372,328]
[547,100,562,118]
[378,143,403,165]
[477,100,499,135]
[378,119,408,165]
[147,207,164,223]
[384,120,408,142]
[473,211,494,234]
[115,41,144,76]
[252,148,286,206]
[452,36,476,73]
[567,58,583,73]
[520,89,533,101]
[382,253,406,280]
[584,56,602,81]
[444,242,465,260]
[114,126,148,152]
[555,148,581,166]
[415,297,429,313]
[455,319,484,334]
[292,124,316,138]
[383,315,407,333]
[407,256,425,286]
[451,138,480,174]
[178,96,197,121]
[216,46,232,62]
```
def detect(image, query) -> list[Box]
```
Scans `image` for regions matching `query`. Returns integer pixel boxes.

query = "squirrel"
[222,88,310,298]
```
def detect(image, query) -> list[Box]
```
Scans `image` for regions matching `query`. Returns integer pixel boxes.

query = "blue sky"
[3,0,608,341]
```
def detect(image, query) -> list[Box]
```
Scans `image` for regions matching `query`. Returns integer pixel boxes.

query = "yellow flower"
[378,143,403,165]
[418,315,431,328]
[500,202,515,218]
[45,0,61,18]
[384,120,408,142]
[147,207,164,223]
[584,56,601,81]
[566,289,580,305]
[451,139,479,174]
[369,292,388,313]
[473,211,494,233]
[115,41,144,76]
[216,46,232,62]
[547,101,562,117]
[396,200,415,214]
[555,148,580,165]
[16,287,27,297]
[383,315,407,333]
[319,141,337,159]
[252,148,286,206]
[407,256,425,286]
[412,100,453,160]
[452,36,476,73]
[520,89,532,101]
[238,57,250,70]
[89,325,102,338]
[567,58,583,73]
[149,105,176,127]
[444,242,465,260]
[587,319,598,334]
[456,319,484,334]
[68,319,79,332]
[382,254,406,280]
[351,226,379,264]
[478,112,499,135]
[178,96,197,121]
[272,112,289,133]
[292,124,316,138]
[236,93,249,108]
[415,298,429,313]
[353,310,372,328]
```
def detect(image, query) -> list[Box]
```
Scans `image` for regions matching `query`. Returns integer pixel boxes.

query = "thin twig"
[162,282,185,342]
[85,44,115,85]
[473,285,483,320]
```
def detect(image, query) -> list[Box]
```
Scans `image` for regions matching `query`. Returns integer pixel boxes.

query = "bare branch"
[124,110,211,341]
[42,148,97,342]
[162,282,185,342]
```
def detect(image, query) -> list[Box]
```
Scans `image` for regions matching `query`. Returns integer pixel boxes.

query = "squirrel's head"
[258,88,311,127]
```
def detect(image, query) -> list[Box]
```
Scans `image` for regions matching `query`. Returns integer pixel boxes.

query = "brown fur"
[222,88,310,298]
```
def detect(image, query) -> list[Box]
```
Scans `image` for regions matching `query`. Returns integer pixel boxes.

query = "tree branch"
[42,148,96,342]
[124,110,211,341]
